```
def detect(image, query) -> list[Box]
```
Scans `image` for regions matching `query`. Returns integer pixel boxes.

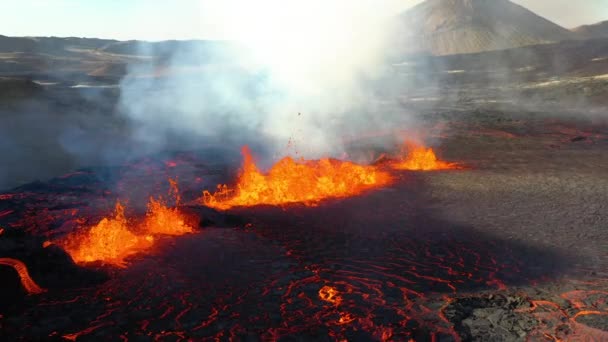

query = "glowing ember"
[0,258,45,294]
[203,146,391,209]
[319,285,342,305]
[392,141,460,171]
[61,179,193,267]
[338,312,356,325]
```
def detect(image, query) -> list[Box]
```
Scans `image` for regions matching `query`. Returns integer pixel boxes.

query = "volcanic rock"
[181,205,248,228]
[576,313,608,332]
[443,294,537,341]
[0,265,27,309]
[27,244,109,289]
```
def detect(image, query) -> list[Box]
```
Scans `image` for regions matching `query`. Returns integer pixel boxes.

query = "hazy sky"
[0,0,606,41]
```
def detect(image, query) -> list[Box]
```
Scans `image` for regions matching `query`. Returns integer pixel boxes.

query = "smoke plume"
[118,1,411,166]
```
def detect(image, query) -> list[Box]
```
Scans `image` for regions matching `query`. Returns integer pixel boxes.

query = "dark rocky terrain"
[0,35,237,84]
[0,112,606,341]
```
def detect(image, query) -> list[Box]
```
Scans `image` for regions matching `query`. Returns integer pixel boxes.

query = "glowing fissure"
[0,258,45,294]
[203,146,391,209]
[61,180,193,267]
[392,141,460,171]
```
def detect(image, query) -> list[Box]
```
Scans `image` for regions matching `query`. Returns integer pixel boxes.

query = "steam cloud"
[118,1,411,165]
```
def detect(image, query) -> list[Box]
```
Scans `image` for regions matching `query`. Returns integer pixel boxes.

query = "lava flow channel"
[392,140,460,171]
[202,146,392,210]
[60,180,193,267]
[0,258,45,294]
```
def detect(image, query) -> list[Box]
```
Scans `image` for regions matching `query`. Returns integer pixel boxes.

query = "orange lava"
[0,258,45,294]
[392,141,459,171]
[61,202,150,267]
[319,286,342,306]
[144,179,193,236]
[203,146,391,210]
[144,198,193,236]
[61,180,194,267]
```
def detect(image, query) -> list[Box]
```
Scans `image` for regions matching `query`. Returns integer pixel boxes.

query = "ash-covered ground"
[0,113,607,341]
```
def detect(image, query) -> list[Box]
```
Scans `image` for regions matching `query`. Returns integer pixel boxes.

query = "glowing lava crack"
[203,146,392,209]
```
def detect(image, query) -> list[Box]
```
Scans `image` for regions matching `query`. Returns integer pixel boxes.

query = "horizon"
[0,0,606,42]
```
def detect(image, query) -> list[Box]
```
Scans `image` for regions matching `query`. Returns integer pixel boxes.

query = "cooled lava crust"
[0,150,601,341]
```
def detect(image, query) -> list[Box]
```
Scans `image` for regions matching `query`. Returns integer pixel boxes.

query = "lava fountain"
[202,146,392,210]
[144,178,193,236]
[60,201,153,267]
[60,180,194,267]
[392,140,460,171]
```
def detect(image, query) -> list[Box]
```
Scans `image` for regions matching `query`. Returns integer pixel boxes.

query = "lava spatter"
[60,201,148,267]
[392,140,460,171]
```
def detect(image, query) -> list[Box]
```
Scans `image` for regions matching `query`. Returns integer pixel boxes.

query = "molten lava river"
[0,147,605,341]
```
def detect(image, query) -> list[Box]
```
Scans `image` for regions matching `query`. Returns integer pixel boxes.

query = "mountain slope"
[572,20,608,39]
[0,35,116,55]
[399,0,575,56]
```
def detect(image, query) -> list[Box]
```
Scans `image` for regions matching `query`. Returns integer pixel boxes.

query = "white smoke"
[118,1,411,164]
